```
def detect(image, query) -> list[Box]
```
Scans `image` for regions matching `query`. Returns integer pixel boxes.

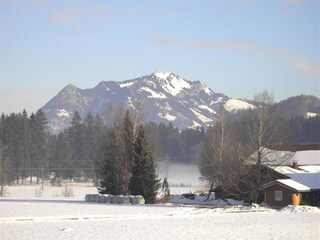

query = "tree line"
[0,110,48,186]
[1,92,319,201]
[0,108,205,186]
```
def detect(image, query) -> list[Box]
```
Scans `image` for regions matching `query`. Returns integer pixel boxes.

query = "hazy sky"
[0,0,319,114]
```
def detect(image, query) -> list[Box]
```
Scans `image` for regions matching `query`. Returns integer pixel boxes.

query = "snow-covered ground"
[1,185,319,240]
[0,198,319,240]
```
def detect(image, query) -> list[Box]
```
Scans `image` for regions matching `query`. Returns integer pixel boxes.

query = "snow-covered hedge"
[85,194,145,204]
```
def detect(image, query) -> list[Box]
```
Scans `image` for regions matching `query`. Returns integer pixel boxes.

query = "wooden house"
[260,146,320,207]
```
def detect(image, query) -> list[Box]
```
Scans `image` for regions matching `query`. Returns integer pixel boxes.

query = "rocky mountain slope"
[41,72,253,133]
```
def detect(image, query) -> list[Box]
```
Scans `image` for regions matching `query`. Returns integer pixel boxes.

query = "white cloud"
[193,37,319,79]
[150,36,319,78]
[193,38,296,58]
[288,58,320,78]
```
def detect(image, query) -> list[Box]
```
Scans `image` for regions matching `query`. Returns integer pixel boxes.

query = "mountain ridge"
[41,72,319,133]
[42,72,243,132]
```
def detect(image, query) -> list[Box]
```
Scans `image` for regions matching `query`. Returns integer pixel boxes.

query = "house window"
[275,191,283,201]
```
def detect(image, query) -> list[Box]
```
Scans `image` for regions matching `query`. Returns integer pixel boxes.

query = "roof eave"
[261,180,310,193]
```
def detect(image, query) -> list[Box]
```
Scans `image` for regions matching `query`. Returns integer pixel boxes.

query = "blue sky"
[0,0,319,114]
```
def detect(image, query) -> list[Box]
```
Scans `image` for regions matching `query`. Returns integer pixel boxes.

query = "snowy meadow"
[0,184,319,240]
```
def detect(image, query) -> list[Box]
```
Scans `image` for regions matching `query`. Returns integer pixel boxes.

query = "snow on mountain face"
[223,99,255,112]
[139,87,168,99]
[41,72,251,133]
[120,81,135,88]
[151,72,191,96]
[56,109,70,118]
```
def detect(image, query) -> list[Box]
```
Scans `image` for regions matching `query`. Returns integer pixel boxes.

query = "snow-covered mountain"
[41,72,251,133]
[223,99,255,112]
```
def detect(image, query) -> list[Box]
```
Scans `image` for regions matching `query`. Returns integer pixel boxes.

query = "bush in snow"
[62,183,74,197]
[34,187,44,198]
[0,186,9,197]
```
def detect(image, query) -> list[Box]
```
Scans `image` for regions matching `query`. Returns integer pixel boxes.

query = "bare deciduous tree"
[199,91,290,202]
[199,111,236,195]
[129,99,147,135]
[242,90,287,202]
[105,103,127,129]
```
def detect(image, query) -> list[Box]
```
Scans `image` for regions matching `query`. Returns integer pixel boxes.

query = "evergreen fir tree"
[32,110,49,187]
[92,114,105,185]
[52,132,72,184]
[123,111,134,195]
[69,111,84,180]
[98,143,117,194]
[20,109,30,182]
[129,125,160,204]
[98,128,124,195]
[83,112,95,179]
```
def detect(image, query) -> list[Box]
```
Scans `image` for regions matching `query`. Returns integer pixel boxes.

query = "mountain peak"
[61,83,79,93]
[152,71,175,80]
[148,71,191,96]
[64,83,77,90]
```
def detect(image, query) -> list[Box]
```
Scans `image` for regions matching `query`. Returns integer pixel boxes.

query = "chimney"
[292,161,298,169]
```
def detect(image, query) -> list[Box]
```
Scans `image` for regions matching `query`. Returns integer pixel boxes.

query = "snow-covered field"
[1,185,319,240]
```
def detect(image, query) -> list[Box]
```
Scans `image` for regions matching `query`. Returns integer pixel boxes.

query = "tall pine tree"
[31,110,49,186]
[123,111,134,195]
[69,111,84,180]
[129,125,160,204]
[52,132,72,184]
[98,128,124,195]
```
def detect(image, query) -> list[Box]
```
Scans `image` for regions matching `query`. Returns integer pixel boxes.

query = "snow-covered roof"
[247,147,295,166]
[292,151,320,165]
[256,147,320,191]
[272,165,320,190]
[274,165,320,175]
[276,179,310,192]
[261,179,310,192]
[248,148,320,166]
